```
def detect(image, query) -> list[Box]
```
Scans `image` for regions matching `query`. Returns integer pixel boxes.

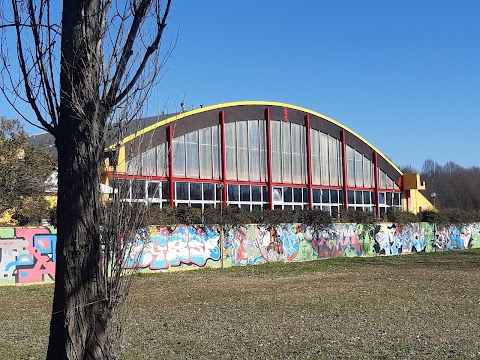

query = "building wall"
[1,223,479,285]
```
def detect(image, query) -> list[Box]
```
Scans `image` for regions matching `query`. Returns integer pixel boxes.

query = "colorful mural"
[1,223,479,284]
[123,225,221,270]
[0,227,56,284]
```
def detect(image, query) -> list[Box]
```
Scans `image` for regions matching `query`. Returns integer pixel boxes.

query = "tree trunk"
[46,0,112,358]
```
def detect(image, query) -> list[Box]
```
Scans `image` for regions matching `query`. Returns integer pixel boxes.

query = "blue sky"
[2,0,479,171]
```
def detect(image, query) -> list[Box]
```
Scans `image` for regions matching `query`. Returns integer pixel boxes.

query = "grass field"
[1,250,480,359]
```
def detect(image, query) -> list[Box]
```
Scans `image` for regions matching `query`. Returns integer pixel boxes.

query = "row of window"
[125,119,400,190]
[109,179,402,212]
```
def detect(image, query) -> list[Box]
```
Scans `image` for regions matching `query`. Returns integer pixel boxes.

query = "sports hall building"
[104,101,432,218]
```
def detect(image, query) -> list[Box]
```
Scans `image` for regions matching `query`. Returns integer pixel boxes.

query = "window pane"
[132,180,146,199]
[319,132,329,185]
[212,126,220,179]
[204,183,215,201]
[173,135,185,177]
[394,192,401,205]
[237,121,248,181]
[271,121,281,182]
[283,187,292,202]
[176,182,189,200]
[282,121,292,183]
[199,127,212,179]
[228,184,239,201]
[311,130,320,185]
[240,185,250,201]
[127,155,141,175]
[363,191,371,204]
[225,123,237,180]
[111,178,130,200]
[273,187,282,202]
[259,120,267,182]
[347,190,354,205]
[331,190,339,204]
[291,124,302,183]
[346,146,355,187]
[190,182,202,200]
[363,157,372,188]
[356,191,363,204]
[329,136,340,186]
[186,131,199,178]
[157,143,168,177]
[379,192,385,205]
[248,120,260,181]
[251,186,261,201]
[386,192,393,205]
[148,181,160,199]
[262,186,268,203]
[293,188,302,202]
[355,151,363,187]
[322,189,330,203]
[142,147,157,176]
[313,189,321,203]
[162,181,170,201]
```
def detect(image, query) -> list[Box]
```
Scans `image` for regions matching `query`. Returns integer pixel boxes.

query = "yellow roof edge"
[120,100,403,175]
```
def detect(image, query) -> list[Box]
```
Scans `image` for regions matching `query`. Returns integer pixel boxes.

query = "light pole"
[430,192,437,208]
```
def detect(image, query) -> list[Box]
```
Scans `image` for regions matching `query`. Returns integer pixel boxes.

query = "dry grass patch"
[1,250,480,359]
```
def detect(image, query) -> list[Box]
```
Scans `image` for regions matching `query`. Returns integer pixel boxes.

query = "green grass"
[1,250,480,359]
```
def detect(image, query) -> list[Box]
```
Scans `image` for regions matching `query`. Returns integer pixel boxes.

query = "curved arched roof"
[122,101,403,179]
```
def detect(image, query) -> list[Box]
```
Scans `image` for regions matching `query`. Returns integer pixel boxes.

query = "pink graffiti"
[1,227,56,284]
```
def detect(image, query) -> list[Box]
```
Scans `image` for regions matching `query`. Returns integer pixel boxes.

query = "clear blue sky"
[2,0,479,171]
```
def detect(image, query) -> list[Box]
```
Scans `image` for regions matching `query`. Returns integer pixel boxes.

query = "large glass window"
[311,130,320,185]
[240,185,250,201]
[329,136,341,186]
[236,121,248,181]
[173,135,185,177]
[291,124,303,183]
[199,127,212,179]
[248,120,260,181]
[186,131,199,178]
[190,182,202,200]
[225,123,237,180]
[212,126,220,179]
[148,181,161,200]
[204,183,215,201]
[346,146,355,187]
[141,147,157,176]
[281,121,292,183]
[157,143,168,177]
[131,179,146,200]
[176,182,189,200]
[355,150,363,186]
[227,184,239,201]
[319,132,329,185]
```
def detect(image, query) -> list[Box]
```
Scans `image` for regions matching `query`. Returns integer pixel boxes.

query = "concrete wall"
[1,223,479,285]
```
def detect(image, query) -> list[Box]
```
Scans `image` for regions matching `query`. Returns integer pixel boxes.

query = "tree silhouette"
[1,1,173,358]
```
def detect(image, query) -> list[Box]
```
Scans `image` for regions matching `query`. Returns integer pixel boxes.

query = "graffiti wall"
[222,222,480,266]
[1,223,480,284]
[0,227,56,284]
[123,225,221,270]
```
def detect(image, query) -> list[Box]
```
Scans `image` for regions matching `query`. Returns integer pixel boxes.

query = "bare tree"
[1,0,173,358]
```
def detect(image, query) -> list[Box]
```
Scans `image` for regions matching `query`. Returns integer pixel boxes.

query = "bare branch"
[11,0,55,134]
[27,0,58,127]
[104,0,171,111]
